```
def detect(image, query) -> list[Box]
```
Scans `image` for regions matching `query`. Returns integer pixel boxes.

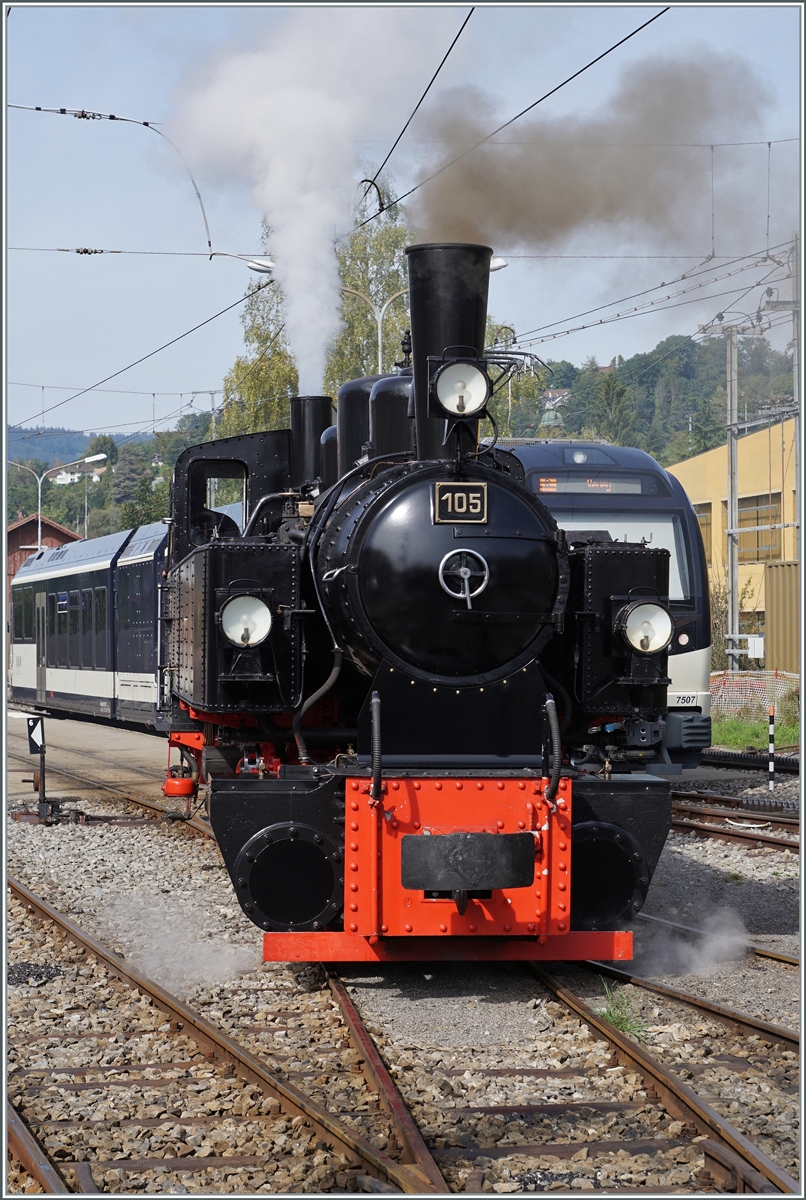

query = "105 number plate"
[434,482,488,523]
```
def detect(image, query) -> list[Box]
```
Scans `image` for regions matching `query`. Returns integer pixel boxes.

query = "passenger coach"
[9,522,167,724]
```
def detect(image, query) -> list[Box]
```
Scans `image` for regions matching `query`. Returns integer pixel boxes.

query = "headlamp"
[616,602,673,655]
[432,360,491,417]
[220,595,272,647]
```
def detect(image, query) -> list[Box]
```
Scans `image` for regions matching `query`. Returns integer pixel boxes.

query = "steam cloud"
[632,908,748,978]
[408,51,775,250]
[170,9,450,393]
[172,25,786,388]
[107,893,258,995]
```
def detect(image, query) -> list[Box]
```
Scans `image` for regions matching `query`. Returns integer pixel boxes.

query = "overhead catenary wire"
[345,6,671,238]
[514,239,793,341]
[517,268,791,349]
[9,382,222,398]
[8,102,213,254]
[353,135,799,148]
[349,5,474,226]
[11,281,274,429]
[9,247,263,258]
[11,245,783,263]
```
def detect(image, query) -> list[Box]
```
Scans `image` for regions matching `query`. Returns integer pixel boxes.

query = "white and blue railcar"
[9,522,167,726]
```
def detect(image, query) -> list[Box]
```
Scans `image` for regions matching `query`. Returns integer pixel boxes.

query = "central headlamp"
[220,595,272,647]
[616,602,673,655]
[432,360,491,417]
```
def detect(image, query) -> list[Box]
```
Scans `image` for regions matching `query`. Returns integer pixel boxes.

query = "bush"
[777,687,800,726]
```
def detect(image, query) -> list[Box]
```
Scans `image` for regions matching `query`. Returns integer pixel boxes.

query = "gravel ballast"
[6,722,800,1193]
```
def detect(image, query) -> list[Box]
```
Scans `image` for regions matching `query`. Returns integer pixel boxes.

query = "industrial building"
[666,417,799,672]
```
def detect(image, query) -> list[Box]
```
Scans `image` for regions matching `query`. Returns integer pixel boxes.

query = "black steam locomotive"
[161,243,673,963]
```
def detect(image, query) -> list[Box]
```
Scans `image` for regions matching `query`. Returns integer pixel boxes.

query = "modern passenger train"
[504,439,712,772]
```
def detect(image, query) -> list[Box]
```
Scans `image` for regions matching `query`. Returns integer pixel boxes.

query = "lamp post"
[339,286,408,375]
[8,453,108,551]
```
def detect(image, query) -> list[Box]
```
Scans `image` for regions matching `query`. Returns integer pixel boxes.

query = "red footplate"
[262,775,633,963]
[263,930,632,962]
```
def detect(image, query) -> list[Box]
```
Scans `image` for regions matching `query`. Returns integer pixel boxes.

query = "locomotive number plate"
[434,482,487,524]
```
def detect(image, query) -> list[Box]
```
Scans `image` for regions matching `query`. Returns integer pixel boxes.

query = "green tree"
[176,410,212,443]
[111,444,149,505]
[7,459,52,523]
[323,187,412,393]
[545,360,579,389]
[585,373,637,446]
[484,319,549,437]
[119,474,169,530]
[219,223,299,439]
[85,434,119,465]
[88,505,122,538]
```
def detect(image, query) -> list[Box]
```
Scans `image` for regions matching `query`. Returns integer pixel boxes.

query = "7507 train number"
[434,482,488,524]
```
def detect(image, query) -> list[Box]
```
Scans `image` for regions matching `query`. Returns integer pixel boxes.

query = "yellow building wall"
[666,418,797,614]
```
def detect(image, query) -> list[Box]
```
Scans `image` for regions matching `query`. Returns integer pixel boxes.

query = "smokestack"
[405,243,492,460]
[290,395,333,487]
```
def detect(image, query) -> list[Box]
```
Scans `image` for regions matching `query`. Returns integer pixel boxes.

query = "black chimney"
[290,395,333,487]
[405,243,492,460]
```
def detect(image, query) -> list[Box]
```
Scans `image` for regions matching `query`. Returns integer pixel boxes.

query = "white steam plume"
[170,9,452,394]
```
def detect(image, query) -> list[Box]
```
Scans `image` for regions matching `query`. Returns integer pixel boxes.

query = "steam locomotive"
[157,243,674,963]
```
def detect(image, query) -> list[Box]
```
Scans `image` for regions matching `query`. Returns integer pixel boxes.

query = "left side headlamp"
[220,595,272,646]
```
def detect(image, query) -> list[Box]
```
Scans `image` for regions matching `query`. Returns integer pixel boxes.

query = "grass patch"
[711,717,799,751]
[596,982,652,1042]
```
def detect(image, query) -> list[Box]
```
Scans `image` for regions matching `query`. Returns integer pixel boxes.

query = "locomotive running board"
[262,931,632,962]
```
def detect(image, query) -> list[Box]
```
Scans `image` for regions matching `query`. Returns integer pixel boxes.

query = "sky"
[4,3,802,442]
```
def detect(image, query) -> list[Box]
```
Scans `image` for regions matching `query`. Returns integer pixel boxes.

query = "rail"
[6,876,434,1194]
[528,964,799,1194]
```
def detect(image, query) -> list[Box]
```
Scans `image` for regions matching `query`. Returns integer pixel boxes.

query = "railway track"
[8,863,799,1194]
[7,726,800,1192]
[673,789,799,816]
[7,749,215,839]
[7,876,446,1195]
[526,964,799,1194]
[670,796,799,850]
[701,748,800,773]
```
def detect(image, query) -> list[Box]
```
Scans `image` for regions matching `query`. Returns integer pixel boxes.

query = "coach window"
[94,588,107,669]
[47,594,56,665]
[69,591,81,667]
[12,591,23,642]
[81,590,94,668]
[23,587,34,640]
[57,592,68,666]
[188,460,246,546]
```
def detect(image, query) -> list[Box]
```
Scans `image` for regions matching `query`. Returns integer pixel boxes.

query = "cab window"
[187,460,246,546]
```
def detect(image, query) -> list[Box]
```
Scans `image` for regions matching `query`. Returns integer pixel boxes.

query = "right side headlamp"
[615,601,673,655]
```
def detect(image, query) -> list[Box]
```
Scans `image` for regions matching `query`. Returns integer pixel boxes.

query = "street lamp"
[339,286,409,375]
[8,453,108,551]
